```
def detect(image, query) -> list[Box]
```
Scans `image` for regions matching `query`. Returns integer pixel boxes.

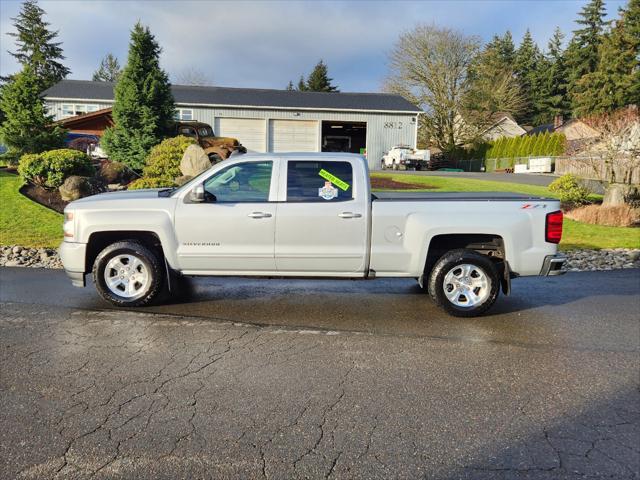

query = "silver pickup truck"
[59,153,565,317]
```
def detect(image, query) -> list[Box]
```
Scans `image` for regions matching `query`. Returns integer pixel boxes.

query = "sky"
[0,0,628,93]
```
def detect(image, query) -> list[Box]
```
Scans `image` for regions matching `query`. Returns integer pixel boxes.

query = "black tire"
[427,249,500,317]
[92,240,164,307]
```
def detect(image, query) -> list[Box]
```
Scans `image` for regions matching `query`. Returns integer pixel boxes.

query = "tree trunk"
[603,183,639,206]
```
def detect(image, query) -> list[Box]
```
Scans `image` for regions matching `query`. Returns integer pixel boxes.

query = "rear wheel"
[93,241,164,307]
[427,249,500,317]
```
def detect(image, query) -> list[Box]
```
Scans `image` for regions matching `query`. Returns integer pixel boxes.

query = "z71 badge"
[318,181,338,200]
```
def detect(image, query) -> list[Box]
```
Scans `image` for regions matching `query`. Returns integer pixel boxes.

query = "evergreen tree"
[93,53,122,82]
[0,65,65,155]
[497,31,516,66]
[572,0,639,116]
[514,30,543,124]
[5,0,70,90]
[296,75,307,91]
[566,0,608,112]
[285,80,294,91]
[535,28,570,123]
[101,23,175,171]
[305,60,339,92]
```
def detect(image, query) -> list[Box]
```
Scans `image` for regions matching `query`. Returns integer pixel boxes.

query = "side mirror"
[190,184,205,202]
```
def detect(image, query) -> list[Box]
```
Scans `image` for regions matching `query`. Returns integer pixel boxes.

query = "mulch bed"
[370,177,436,190]
[20,183,68,214]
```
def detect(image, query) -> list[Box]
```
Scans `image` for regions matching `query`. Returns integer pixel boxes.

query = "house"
[482,113,527,141]
[527,115,600,141]
[53,106,114,136]
[42,80,421,170]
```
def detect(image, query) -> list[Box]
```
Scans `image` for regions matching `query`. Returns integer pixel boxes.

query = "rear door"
[274,158,368,274]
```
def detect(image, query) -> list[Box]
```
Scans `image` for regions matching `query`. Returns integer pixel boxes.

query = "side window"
[287,161,353,202]
[204,161,272,203]
[179,127,197,137]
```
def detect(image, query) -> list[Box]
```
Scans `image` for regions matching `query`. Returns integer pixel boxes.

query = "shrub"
[18,149,94,189]
[548,174,591,205]
[128,176,175,190]
[565,204,640,227]
[141,136,196,182]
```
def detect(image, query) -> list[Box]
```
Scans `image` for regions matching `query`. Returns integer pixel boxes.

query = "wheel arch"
[85,231,167,274]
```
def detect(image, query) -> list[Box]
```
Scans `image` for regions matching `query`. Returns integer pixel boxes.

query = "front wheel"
[427,249,500,317]
[93,241,164,307]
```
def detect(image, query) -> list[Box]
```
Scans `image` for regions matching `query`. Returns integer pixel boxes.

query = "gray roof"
[43,80,421,113]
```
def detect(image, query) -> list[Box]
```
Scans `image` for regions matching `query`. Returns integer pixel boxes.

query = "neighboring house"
[482,113,527,141]
[53,107,114,136]
[527,115,600,142]
[42,80,421,170]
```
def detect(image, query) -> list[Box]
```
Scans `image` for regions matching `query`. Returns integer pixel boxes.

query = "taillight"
[545,210,563,244]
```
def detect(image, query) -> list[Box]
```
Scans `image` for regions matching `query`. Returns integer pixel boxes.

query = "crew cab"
[59,153,565,317]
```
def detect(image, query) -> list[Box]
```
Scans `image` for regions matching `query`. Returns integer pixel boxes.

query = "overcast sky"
[0,0,627,93]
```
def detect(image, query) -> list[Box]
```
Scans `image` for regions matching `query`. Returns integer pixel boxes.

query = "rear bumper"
[539,254,567,276]
[59,241,87,287]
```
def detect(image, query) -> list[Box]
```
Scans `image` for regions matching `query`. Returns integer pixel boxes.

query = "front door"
[174,160,277,273]
[275,159,368,274]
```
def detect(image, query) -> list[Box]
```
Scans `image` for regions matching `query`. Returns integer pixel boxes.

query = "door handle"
[338,212,362,219]
[247,212,272,219]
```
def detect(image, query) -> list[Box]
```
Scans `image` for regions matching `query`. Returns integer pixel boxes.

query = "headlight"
[63,211,75,239]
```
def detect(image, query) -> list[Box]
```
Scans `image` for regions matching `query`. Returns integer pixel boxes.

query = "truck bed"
[372,191,554,202]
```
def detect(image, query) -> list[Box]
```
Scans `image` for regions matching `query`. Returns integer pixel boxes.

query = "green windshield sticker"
[318,169,350,191]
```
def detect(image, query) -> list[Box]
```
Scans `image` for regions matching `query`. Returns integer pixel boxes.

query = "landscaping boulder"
[59,176,92,201]
[99,161,135,185]
[174,175,194,186]
[180,144,211,177]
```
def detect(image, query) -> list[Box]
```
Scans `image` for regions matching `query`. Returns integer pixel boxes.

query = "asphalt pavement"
[1,267,639,479]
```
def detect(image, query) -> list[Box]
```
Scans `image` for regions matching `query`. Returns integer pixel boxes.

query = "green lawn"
[0,171,62,248]
[0,170,637,251]
[372,173,638,251]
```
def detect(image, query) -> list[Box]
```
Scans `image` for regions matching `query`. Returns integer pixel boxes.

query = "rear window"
[287,161,353,202]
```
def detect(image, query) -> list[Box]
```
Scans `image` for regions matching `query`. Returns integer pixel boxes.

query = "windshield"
[169,157,232,197]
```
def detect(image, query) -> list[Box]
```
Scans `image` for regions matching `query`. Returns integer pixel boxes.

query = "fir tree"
[101,23,175,171]
[573,0,639,116]
[0,65,65,154]
[566,0,608,112]
[296,75,307,91]
[535,27,570,123]
[514,30,543,124]
[93,53,122,82]
[285,80,294,91]
[5,0,70,90]
[305,60,339,92]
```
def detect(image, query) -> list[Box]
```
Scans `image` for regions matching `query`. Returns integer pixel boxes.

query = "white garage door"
[215,118,266,153]
[269,120,318,152]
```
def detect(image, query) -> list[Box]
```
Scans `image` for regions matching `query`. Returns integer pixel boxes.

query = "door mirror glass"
[190,184,206,202]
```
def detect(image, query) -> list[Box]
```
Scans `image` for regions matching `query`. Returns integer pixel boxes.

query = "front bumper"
[58,241,87,287]
[539,254,567,276]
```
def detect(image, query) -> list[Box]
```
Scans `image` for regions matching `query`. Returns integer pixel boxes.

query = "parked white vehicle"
[59,153,565,317]
[381,146,430,170]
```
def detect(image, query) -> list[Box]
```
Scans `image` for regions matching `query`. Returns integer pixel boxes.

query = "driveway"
[1,267,638,479]
[388,171,605,194]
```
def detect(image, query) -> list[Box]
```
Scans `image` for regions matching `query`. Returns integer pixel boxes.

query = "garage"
[215,118,266,153]
[269,120,318,152]
[43,80,421,170]
[321,121,366,154]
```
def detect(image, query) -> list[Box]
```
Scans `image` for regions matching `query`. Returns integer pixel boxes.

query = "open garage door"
[321,121,367,154]
[215,118,266,153]
[269,120,318,152]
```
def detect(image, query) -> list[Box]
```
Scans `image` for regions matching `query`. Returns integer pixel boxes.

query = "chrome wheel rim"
[443,263,491,308]
[103,254,150,299]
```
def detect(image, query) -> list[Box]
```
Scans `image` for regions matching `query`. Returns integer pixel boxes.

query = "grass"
[0,171,62,248]
[372,172,638,251]
[0,169,637,251]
